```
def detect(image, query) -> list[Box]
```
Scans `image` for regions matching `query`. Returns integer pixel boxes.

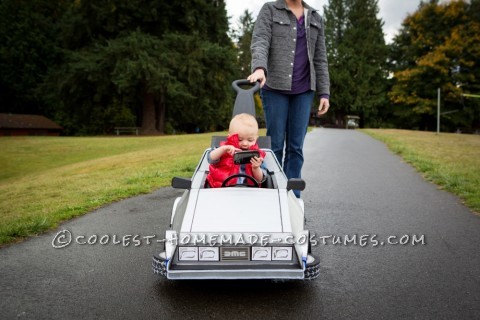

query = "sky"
[225,0,424,43]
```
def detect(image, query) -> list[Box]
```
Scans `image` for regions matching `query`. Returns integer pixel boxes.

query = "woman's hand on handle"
[247,69,266,88]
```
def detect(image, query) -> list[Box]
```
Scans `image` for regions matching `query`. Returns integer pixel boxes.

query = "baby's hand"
[223,145,239,156]
[250,156,263,169]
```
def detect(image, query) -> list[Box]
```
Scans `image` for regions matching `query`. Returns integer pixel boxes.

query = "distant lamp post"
[437,88,440,134]
[436,89,476,134]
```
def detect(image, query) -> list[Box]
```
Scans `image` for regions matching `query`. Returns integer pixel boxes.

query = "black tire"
[152,253,168,278]
[304,254,320,280]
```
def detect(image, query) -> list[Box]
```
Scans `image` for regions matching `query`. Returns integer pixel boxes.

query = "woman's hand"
[317,98,330,116]
[247,69,266,87]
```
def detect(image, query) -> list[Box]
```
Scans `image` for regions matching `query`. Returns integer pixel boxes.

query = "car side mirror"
[287,178,306,191]
[171,177,191,189]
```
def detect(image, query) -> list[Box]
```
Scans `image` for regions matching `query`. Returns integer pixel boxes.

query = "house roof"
[0,113,62,130]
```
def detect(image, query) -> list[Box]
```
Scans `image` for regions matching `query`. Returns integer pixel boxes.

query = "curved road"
[1,128,479,319]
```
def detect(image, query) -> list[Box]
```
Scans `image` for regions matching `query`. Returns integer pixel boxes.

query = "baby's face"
[236,127,258,150]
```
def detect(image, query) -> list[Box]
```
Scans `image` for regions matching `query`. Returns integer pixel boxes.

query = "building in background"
[0,114,62,136]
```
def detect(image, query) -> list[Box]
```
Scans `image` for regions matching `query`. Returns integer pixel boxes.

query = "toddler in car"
[206,113,266,188]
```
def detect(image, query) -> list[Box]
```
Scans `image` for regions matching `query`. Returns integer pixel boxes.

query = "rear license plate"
[220,247,250,261]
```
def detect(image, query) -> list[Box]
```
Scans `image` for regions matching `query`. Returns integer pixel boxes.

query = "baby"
[206,113,266,187]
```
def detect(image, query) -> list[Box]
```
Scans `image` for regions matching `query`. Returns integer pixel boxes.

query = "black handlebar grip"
[231,79,261,117]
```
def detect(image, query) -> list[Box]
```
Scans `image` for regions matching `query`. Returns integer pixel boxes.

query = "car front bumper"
[152,252,306,280]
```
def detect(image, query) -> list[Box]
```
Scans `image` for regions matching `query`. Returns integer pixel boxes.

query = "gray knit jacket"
[251,0,330,96]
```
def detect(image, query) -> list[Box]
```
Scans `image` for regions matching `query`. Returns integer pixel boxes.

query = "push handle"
[231,79,261,118]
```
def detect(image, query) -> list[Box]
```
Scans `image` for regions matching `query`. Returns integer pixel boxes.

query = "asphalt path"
[1,128,479,320]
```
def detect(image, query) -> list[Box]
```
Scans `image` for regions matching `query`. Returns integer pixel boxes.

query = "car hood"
[190,188,283,233]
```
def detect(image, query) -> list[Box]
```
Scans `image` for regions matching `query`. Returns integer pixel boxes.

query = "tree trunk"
[140,89,160,135]
[156,88,166,134]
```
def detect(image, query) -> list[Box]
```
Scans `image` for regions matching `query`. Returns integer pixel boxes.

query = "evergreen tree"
[324,0,388,127]
[33,0,236,134]
[0,0,67,115]
[230,9,264,123]
[233,10,255,79]
[345,0,388,127]
[324,0,353,125]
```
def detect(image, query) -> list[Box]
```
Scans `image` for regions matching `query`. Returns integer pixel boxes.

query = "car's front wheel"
[152,252,168,277]
[304,254,320,280]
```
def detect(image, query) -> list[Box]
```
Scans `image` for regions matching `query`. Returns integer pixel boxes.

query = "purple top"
[264,15,311,95]
[290,15,311,94]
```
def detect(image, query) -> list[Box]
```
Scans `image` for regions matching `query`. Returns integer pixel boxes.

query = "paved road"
[1,128,479,320]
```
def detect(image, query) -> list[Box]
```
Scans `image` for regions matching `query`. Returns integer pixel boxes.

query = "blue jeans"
[260,89,314,197]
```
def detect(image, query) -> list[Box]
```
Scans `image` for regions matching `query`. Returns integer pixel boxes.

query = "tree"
[0,0,67,115]
[22,0,236,135]
[323,0,351,126]
[229,9,265,121]
[389,0,480,131]
[44,30,178,135]
[232,10,255,79]
[324,0,388,127]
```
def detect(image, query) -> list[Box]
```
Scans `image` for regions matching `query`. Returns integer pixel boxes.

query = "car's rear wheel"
[304,254,320,280]
[152,252,168,277]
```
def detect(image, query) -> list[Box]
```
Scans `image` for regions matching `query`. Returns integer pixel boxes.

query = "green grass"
[0,133,222,245]
[1,128,478,245]
[362,129,480,214]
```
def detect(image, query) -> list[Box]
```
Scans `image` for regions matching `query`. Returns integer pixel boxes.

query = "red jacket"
[206,134,266,188]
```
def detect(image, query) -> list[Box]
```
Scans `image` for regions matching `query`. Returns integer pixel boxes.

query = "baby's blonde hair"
[229,113,259,135]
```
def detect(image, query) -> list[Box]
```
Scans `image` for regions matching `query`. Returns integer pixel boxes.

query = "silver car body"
[158,147,312,280]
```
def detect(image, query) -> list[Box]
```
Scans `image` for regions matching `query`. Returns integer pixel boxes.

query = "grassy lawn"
[362,129,480,214]
[0,133,222,245]
[1,128,478,246]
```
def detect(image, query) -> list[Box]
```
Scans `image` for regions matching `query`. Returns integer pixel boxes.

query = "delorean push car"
[152,80,320,280]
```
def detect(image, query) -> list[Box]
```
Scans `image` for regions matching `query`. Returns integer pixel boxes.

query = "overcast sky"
[225,0,424,43]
